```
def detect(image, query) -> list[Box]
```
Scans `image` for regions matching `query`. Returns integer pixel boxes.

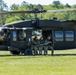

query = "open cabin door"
[42,29,54,47]
[42,30,53,40]
[42,29,54,55]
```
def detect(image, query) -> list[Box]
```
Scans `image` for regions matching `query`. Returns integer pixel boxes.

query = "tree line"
[0,0,76,25]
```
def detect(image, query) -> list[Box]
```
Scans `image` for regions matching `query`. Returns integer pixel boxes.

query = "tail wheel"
[10,51,20,55]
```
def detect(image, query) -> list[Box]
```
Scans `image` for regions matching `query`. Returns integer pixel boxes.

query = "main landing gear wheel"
[24,49,32,55]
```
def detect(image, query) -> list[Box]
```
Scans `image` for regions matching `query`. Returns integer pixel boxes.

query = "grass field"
[0,49,76,75]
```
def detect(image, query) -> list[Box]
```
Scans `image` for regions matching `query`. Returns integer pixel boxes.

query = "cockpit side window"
[18,30,26,41]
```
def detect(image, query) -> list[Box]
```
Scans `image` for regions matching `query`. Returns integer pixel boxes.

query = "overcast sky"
[4,0,76,7]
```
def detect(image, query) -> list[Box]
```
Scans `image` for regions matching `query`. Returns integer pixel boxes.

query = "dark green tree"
[52,1,61,9]
[21,1,29,10]
[10,4,19,10]
[21,1,29,6]
[36,4,43,11]
[65,3,71,8]
[27,4,34,10]
[0,0,8,25]
[0,0,8,11]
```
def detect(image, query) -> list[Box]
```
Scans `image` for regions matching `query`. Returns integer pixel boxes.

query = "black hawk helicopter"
[0,8,76,55]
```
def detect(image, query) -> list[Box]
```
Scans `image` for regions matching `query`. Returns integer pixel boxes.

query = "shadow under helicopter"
[0,53,76,57]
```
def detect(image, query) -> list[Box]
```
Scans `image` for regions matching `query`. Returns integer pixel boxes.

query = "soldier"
[32,36,39,55]
[44,36,52,55]
[39,36,44,55]
[18,31,22,40]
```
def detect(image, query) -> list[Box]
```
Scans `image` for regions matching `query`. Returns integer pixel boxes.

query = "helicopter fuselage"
[0,19,76,55]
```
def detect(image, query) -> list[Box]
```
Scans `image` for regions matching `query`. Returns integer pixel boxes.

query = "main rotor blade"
[0,11,30,14]
[0,10,46,14]
[0,9,76,14]
[47,9,76,13]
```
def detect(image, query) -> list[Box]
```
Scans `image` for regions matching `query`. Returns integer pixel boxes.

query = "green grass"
[0,49,76,75]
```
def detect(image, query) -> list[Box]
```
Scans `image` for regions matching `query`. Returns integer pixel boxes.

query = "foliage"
[0,0,8,25]
[10,4,20,10]
[52,1,62,9]
[0,0,76,24]
[65,3,71,8]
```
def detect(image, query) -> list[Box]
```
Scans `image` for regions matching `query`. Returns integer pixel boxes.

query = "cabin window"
[12,31,17,41]
[18,30,26,41]
[65,31,74,41]
[55,31,63,41]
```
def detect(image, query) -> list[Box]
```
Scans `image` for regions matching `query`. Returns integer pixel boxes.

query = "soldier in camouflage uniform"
[32,36,39,55]
[44,36,52,55]
[39,36,44,55]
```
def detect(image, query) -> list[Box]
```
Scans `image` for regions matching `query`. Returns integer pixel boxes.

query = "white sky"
[4,0,76,7]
